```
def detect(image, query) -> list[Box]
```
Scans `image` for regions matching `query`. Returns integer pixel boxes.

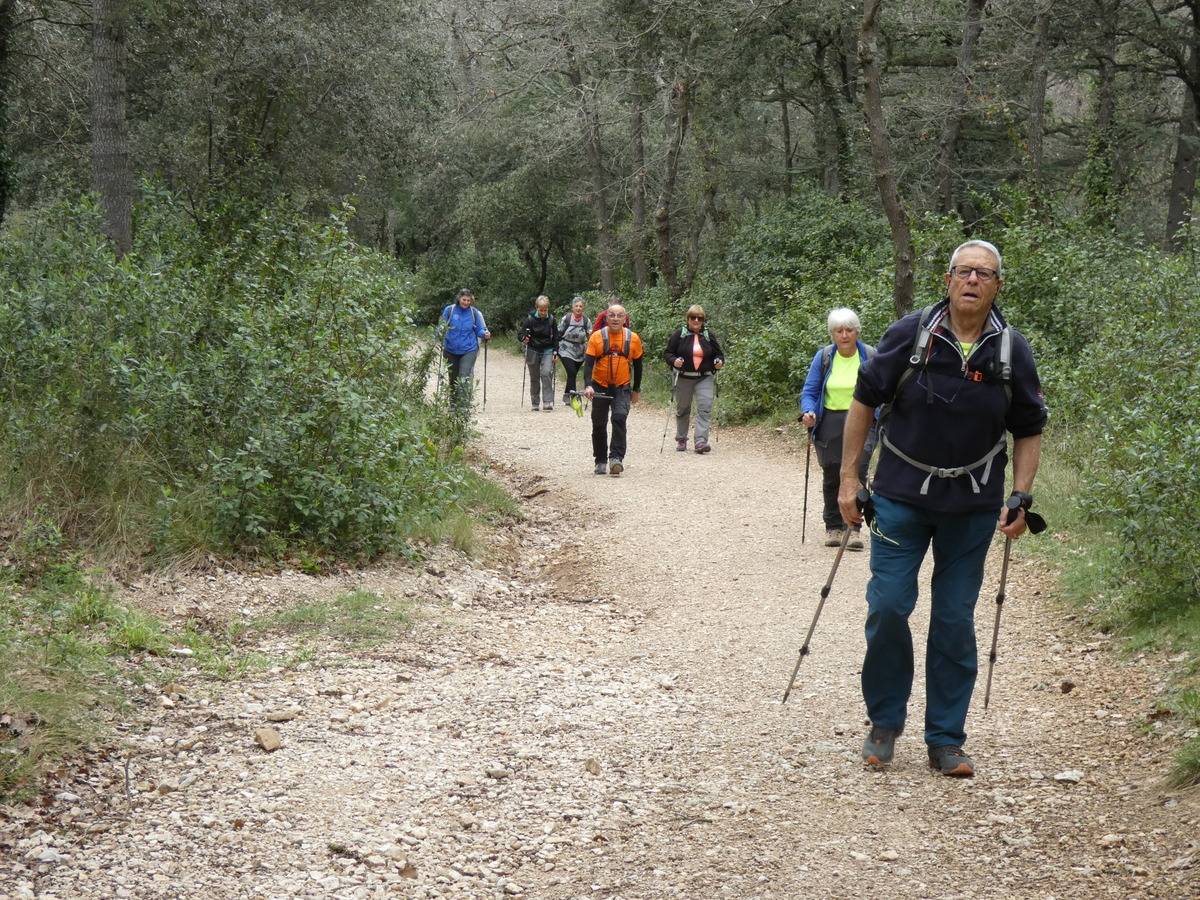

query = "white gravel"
[1,347,1197,899]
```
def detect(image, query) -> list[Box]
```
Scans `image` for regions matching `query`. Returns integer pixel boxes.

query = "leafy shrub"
[0,191,487,560]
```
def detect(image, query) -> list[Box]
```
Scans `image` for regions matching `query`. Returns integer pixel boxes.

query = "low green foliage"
[0,190,498,563]
[251,588,411,646]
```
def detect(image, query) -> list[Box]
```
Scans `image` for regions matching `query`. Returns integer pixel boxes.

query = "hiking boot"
[695,440,710,454]
[530,404,540,412]
[862,726,900,768]
[594,462,607,476]
[543,404,554,411]
[676,437,688,452]
[609,458,624,476]
[562,392,570,405]
[824,528,843,547]
[928,745,975,778]
[848,528,864,551]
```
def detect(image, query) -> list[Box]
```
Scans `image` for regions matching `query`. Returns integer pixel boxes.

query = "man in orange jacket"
[583,304,644,476]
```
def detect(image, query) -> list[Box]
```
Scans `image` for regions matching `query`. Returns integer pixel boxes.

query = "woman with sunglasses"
[664,304,725,453]
[800,307,876,549]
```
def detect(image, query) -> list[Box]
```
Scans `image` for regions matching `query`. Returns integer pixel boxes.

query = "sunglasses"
[688,314,705,321]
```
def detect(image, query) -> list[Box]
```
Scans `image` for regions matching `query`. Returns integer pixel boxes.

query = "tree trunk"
[1025,7,1051,186]
[778,75,793,197]
[0,0,13,228]
[936,0,988,215]
[91,0,133,257]
[1166,82,1199,251]
[860,0,914,319]
[683,132,718,294]
[815,38,849,196]
[378,208,397,255]
[655,29,701,302]
[564,38,616,291]
[630,84,650,288]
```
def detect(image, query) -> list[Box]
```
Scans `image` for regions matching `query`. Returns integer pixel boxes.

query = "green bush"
[0,191,487,560]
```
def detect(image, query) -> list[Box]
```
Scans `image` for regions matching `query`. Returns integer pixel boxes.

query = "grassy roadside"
[1021,437,1200,786]
[0,467,517,804]
[0,565,417,802]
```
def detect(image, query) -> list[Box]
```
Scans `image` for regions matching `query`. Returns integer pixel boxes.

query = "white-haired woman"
[800,308,877,549]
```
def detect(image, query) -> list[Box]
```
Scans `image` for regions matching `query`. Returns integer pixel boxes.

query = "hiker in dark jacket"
[519,295,559,411]
[664,304,724,454]
[440,288,491,409]
[839,239,1047,779]
[799,307,876,549]
[557,296,589,404]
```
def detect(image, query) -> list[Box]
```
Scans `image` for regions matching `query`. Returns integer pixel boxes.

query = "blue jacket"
[799,340,875,426]
[441,304,488,355]
[855,300,1047,513]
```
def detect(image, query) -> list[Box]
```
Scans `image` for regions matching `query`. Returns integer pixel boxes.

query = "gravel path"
[2,347,1197,899]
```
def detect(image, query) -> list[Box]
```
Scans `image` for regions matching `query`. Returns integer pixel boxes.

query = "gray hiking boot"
[928,745,975,778]
[608,458,624,476]
[676,437,688,452]
[848,528,864,551]
[862,725,900,768]
[824,528,843,547]
[593,462,607,475]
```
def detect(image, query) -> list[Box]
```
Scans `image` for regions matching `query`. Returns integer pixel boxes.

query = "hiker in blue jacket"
[839,240,1047,779]
[799,307,876,549]
[440,288,491,409]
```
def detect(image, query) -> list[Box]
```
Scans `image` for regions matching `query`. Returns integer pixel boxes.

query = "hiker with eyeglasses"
[664,305,724,453]
[800,307,877,549]
[583,303,644,476]
[838,240,1047,778]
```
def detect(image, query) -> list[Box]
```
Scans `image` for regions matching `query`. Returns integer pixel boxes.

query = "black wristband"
[1008,490,1034,510]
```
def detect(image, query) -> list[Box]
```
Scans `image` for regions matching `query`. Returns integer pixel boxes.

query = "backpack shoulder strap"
[623,328,631,358]
[602,328,610,355]
[821,344,834,373]
[998,325,1013,405]
[893,305,937,400]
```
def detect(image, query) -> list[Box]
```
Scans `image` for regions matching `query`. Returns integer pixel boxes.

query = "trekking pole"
[519,346,527,409]
[782,489,868,704]
[982,494,1048,710]
[712,374,720,444]
[801,425,812,544]
[551,353,557,405]
[660,370,680,453]
[482,342,488,408]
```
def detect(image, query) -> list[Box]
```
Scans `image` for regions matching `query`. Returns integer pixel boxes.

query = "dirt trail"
[2,346,1197,899]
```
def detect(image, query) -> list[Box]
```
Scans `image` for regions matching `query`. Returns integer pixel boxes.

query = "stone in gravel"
[485,768,510,780]
[399,862,418,879]
[1061,680,1075,693]
[56,791,80,803]
[849,851,869,862]
[1098,833,1124,847]
[266,709,301,722]
[1054,770,1084,783]
[584,758,602,776]
[254,727,283,752]
[877,850,899,862]
[504,883,524,895]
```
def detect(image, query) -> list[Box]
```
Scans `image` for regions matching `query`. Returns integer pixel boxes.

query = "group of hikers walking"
[441,239,1047,779]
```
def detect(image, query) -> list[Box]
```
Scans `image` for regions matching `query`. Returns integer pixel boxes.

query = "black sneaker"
[928,745,975,778]
[862,725,900,768]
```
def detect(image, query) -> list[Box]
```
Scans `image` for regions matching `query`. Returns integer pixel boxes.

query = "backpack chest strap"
[881,432,1007,495]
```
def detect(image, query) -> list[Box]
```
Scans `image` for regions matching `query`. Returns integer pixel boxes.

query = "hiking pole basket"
[782,489,868,703]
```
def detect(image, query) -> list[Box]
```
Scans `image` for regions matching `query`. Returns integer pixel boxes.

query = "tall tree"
[90,0,131,256]
[936,0,988,214]
[860,0,914,318]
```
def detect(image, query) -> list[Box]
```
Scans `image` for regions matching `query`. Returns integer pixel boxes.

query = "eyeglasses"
[687,314,705,321]
[949,265,999,283]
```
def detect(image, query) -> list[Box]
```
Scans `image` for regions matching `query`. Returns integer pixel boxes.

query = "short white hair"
[827,307,861,334]
[948,240,1003,277]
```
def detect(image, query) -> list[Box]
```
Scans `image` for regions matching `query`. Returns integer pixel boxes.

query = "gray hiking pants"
[526,348,555,407]
[444,348,478,409]
[675,374,715,444]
